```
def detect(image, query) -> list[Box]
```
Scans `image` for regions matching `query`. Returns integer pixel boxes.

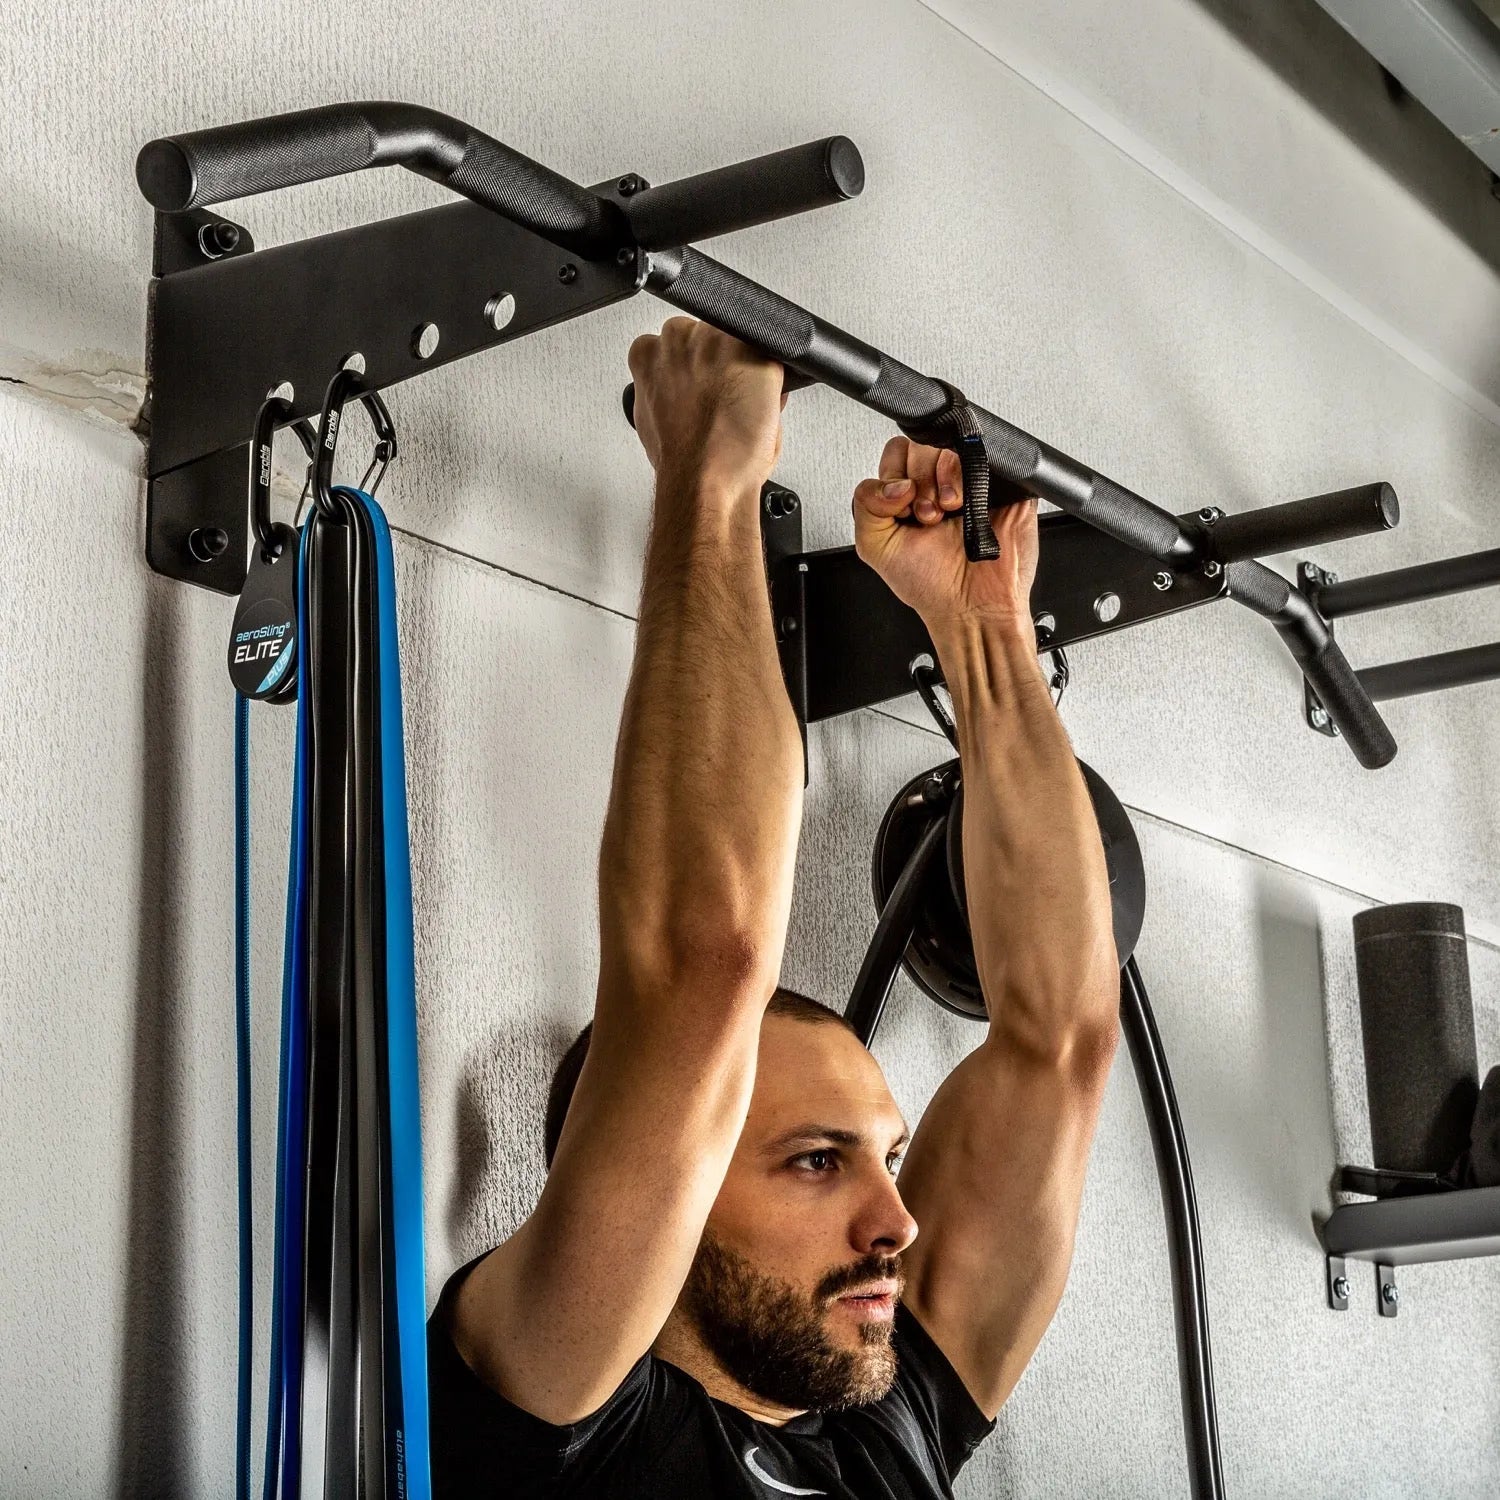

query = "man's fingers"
[854,475,915,521]
[877,434,911,484]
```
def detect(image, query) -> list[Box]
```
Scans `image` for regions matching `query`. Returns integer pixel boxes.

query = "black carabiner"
[250,392,318,559]
[311,365,399,520]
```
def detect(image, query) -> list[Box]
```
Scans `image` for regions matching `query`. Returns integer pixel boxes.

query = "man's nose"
[851,1168,918,1256]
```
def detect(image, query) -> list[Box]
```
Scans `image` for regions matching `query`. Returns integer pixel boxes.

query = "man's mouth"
[834,1281,901,1321]
[840,1278,894,1302]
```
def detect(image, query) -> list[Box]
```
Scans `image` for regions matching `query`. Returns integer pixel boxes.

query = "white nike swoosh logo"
[743,1445,827,1497]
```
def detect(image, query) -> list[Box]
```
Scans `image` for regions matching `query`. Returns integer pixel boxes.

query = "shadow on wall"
[111,580,189,1496]
[1249,870,1340,1242]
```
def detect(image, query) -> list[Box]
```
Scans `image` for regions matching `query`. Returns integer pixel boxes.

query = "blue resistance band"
[245,494,429,1498]
[360,486,432,1499]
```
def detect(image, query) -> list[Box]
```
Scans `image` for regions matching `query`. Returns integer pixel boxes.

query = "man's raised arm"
[449,319,804,1424]
[849,437,1121,1420]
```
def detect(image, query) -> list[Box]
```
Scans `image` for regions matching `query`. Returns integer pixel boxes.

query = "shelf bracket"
[1326,1255,1350,1312]
[1378,1263,1400,1318]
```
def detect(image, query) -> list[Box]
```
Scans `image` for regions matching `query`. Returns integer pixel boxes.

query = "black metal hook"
[311,365,399,520]
[910,655,959,748]
[249,392,318,559]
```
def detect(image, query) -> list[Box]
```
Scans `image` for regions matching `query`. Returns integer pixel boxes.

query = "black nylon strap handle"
[898,380,1000,563]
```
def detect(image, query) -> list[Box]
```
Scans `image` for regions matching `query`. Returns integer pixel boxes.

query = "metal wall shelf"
[1322,1185,1500,1317]
[1324,1184,1500,1266]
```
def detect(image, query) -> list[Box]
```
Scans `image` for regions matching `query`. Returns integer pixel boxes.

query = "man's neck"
[650,1311,808,1426]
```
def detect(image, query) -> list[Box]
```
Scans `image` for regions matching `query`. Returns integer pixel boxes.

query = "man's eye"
[886,1154,904,1176]
[794,1149,836,1172]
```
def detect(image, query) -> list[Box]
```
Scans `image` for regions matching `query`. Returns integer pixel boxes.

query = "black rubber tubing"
[1120,957,1226,1500]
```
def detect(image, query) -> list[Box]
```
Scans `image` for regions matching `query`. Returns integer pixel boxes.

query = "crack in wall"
[0,342,145,433]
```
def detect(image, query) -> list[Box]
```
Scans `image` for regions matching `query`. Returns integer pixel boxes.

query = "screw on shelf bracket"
[1326,1255,1350,1312]
[1378,1264,1399,1317]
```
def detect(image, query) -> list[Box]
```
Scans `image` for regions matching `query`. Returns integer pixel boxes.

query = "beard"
[679,1231,903,1413]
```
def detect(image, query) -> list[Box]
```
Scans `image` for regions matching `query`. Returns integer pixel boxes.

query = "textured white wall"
[2,0,1498,1495]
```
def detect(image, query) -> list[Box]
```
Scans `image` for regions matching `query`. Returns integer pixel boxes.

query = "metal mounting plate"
[760,483,809,784]
[1297,560,1340,736]
[789,509,1226,722]
[143,178,644,593]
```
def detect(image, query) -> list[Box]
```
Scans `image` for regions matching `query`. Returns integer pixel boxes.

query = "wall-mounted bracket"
[1298,548,1500,733]
[760,482,809,784]
[1320,1182,1500,1320]
[142,178,646,594]
[764,508,1227,727]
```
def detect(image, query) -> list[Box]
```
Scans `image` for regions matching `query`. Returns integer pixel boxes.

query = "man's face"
[678,1013,918,1412]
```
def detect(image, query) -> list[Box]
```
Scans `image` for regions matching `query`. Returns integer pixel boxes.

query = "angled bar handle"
[137,101,624,259]
[1228,560,1397,767]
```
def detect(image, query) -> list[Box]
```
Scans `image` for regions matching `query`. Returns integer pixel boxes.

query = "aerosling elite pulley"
[231,366,429,1500]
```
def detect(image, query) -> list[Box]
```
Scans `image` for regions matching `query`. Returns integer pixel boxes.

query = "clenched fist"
[852,437,1039,637]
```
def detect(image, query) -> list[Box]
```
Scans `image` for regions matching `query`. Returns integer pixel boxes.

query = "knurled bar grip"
[646,246,1197,563]
[1227,561,1397,767]
[1208,483,1399,563]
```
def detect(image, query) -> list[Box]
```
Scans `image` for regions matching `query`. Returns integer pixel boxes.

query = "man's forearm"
[598,469,804,991]
[926,613,1119,1061]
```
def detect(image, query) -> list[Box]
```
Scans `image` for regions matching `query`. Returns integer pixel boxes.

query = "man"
[427,318,1120,1497]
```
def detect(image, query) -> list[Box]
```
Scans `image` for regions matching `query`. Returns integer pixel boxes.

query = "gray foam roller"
[1353,902,1479,1175]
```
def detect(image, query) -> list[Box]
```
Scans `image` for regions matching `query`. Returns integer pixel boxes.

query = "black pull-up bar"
[136,101,1398,767]
[1317,546,1500,619]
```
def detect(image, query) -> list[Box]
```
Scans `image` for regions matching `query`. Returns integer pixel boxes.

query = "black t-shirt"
[428,1252,997,1499]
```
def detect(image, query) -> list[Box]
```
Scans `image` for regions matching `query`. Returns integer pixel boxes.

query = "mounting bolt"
[779,615,799,637]
[1152,571,1174,592]
[1198,506,1223,525]
[197,222,241,259]
[188,526,230,562]
[1202,560,1223,579]
[1310,704,1330,728]
[616,247,636,267]
[617,174,642,196]
[558,263,578,284]
[1332,1275,1350,1301]
[1381,1281,1400,1309]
